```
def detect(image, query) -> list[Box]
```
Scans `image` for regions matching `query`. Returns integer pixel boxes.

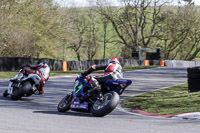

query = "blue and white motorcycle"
[57,75,132,117]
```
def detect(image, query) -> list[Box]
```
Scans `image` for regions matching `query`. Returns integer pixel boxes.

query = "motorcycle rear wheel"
[91,91,119,117]
[57,94,72,112]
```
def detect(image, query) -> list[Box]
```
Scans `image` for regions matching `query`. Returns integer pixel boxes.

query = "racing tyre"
[11,81,32,100]
[57,94,72,112]
[91,91,119,117]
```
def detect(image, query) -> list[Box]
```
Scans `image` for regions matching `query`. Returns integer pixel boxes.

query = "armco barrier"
[164,60,200,68]
[195,61,200,66]
[67,59,141,70]
[67,59,200,70]
[0,57,200,71]
[0,57,63,71]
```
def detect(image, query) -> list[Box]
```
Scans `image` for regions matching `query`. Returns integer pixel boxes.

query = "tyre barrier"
[187,66,200,92]
[187,67,200,74]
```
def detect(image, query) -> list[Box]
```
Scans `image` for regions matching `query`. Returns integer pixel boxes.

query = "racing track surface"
[0,67,200,133]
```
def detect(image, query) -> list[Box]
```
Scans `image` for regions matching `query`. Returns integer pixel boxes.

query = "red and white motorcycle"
[3,63,50,100]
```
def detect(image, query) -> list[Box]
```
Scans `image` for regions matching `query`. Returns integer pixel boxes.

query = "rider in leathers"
[21,62,50,94]
[81,57,123,94]
[4,62,50,96]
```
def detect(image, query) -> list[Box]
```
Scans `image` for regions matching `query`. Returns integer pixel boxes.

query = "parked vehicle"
[57,75,132,117]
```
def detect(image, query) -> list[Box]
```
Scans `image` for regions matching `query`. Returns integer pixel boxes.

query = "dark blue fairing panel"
[70,97,89,112]
[103,79,132,95]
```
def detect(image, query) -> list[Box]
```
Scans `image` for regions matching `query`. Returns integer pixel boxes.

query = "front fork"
[7,81,22,95]
[7,82,13,95]
[7,72,24,95]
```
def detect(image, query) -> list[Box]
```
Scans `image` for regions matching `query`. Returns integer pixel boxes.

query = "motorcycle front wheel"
[57,94,73,112]
[91,91,119,117]
[11,81,32,100]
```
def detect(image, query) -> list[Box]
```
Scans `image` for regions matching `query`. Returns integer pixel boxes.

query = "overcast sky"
[55,0,200,7]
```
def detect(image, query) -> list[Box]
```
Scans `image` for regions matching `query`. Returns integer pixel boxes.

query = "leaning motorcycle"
[57,75,132,117]
[3,68,46,100]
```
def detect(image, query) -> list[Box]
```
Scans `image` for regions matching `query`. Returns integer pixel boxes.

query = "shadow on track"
[33,110,94,117]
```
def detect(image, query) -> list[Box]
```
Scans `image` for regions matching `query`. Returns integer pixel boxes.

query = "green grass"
[0,65,159,79]
[122,83,200,115]
[0,72,19,79]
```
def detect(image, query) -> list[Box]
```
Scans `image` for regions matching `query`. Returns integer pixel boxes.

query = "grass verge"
[122,83,200,115]
[0,65,159,79]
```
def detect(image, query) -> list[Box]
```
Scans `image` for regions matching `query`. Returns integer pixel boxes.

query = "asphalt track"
[0,67,200,133]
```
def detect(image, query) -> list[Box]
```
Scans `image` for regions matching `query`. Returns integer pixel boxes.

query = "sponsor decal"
[112,82,119,85]
[120,83,126,88]
[71,103,87,109]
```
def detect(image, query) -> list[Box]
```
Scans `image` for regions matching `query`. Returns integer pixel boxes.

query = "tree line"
[0,0,200,61]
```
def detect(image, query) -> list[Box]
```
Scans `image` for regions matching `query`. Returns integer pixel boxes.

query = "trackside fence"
[0,57,200,71]
[0,57,63,71]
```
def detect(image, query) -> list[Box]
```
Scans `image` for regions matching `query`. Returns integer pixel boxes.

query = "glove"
[20,66,24,69]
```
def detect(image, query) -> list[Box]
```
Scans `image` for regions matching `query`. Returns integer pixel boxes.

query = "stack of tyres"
[187,66,200,92]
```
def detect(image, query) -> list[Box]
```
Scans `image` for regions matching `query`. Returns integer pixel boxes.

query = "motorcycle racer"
[3,62,50,97]
[81,57,123,94]
[20,62,50,94]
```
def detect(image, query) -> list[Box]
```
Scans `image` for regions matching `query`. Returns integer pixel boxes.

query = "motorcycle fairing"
[73,76,90,97]
[70,76,91,111]
[21,74,41,85]
[70,97,89,111]
[73,80,85,97]
[103,79,132,95]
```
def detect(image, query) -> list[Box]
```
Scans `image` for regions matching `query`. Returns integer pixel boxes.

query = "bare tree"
[66,8,88,61]
[156,1,199,60]
[95,0,170,58]
[98,16,117,60]
[0,0,61,58]
[85,7,100,60]
[184,29,200,60]
[0,0,36,57]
